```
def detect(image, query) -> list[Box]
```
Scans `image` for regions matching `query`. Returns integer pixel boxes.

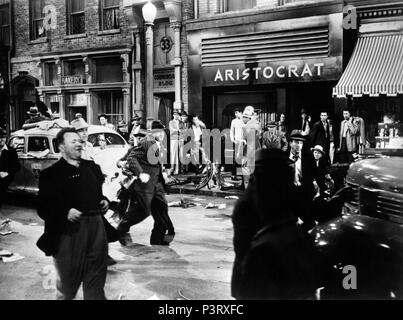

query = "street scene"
[1,0,403,303]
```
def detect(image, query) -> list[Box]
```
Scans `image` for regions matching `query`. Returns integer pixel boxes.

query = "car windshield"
[89,132,125,147]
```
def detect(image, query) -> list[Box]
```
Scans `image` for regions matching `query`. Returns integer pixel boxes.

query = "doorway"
[154,92,174,128]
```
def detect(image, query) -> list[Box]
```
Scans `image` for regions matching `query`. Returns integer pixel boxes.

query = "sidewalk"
[165,172,243,198]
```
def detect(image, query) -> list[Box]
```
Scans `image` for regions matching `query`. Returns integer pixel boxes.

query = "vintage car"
[313,148,403,299]
[7,119,129,202]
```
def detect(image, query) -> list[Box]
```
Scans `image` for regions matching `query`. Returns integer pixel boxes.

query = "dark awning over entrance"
[333,33,403,98]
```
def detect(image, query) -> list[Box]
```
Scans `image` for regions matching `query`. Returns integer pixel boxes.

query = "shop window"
[64,60,85,84]
[29,0,45,40]
[45,63,58,86]
[0,5,10,46]
[66,0,85,35]
[100,0,120,30]
[94,57,122,83]
[97,91,124,127]
[217,0,256,13]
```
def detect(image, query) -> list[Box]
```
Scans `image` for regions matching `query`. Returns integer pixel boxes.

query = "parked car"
[7,120,129,202]
[313,148,403,299]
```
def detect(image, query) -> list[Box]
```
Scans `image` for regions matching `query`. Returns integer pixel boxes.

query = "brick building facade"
[8,0,193,131]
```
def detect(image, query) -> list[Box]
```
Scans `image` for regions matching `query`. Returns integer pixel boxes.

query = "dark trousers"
[53,215,108,300]
[290,184,315,232]
[118,183,174,242]
[231,142,242,177]
[339,138,355,164]
[0,177,11,208]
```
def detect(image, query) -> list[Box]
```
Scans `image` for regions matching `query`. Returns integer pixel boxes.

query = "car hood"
[347,156,403,192]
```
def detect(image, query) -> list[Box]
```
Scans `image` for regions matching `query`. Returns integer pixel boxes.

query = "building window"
[45,63,58,86]
[97,91,124,127]
[94,57,122,83]
[0,5,10,46]
[217,0,256,13]
[100,0,120,30]
[66,0,85,35]
[30,0,45,40]
[63,60,85,84]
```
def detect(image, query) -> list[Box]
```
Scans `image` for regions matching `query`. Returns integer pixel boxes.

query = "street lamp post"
[142,1,157,128]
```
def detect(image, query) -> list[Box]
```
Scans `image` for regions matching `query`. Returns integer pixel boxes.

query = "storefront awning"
[333,33,403,98]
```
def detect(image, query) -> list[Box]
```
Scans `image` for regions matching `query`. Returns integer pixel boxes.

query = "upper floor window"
[30,0,45,40]
[66,0,85,35]
[100,0,120,30]
[0,5,10,46]
[217,0,256,13]
[45,62,58,86]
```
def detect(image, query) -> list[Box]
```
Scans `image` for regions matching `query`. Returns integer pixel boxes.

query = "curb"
[166,186,242,198]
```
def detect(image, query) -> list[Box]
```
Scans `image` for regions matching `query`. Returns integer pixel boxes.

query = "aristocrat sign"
[202,57,342,87]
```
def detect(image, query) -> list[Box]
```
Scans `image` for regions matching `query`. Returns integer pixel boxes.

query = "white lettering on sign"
[213,63,326,82]
[62,76,82,85]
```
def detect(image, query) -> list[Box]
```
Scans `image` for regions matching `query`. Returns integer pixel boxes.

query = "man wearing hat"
[129,114,143,146]
[263,121,288,151]
[287,130,315,232]
[0,129,20,208]
[71,117,94,160]
[118,120,174,246]
[25,106,46,124]
[311,145,333,199]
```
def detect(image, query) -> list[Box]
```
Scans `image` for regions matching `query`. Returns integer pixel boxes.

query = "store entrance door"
[154,93,174,128]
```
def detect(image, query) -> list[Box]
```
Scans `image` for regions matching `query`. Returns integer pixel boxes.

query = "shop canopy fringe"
[333,33,403,98]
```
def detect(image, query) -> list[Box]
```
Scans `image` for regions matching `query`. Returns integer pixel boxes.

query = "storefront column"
[120,53,130,83]
[83,56,92,84]
[36,61,44,87]
[57,89,64,119]
[132,28,143,119]
[123,88,131,124]
[85,89,93,124]
[171,21,182,112]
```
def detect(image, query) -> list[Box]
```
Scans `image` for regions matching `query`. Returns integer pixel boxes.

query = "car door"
[7,136,26,193]
[23,135,59,194]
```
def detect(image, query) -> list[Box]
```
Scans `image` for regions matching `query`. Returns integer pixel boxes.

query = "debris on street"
[0,219,18,236]
[205,203,227,209]
[168,199,200,208]
[1,250,24,263]
[225,196,239,200]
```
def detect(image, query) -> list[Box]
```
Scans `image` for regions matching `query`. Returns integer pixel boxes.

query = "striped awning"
[333,33,403,98]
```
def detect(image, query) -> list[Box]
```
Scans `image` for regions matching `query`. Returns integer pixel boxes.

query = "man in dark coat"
[287,130,316,232]
[117,121,174,246]
[310,111,334,162]
[232,148,319,300]
[0,129,20,208]
[37,128,110,300]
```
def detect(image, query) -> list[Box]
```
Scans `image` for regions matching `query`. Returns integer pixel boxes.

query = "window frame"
[66,0,86,35]
[217,0,257,13]
[29,0,45,41]
[100,0,120,31]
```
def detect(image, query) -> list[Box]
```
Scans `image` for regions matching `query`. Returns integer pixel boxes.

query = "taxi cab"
[7,119,129,202]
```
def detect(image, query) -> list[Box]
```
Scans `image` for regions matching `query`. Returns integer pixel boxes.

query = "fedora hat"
[311,145,325,154]
[71,117,89,131]
[131,114,141,121]
[289,129,306,142]
[27,106,40,116]
[151,120,165,130]
[180,111,188,117]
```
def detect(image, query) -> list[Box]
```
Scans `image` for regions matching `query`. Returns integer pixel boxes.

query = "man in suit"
[179,111,191,173]
[37,128,110,300]
[117,121,174,246]
[338,109,359,163]
[169,111,181,175]
[0,129,20,208]
[310,111,334,162]
[288,130,316,232]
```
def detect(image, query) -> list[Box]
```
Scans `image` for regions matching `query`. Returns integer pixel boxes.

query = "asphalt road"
[0,194,236,300]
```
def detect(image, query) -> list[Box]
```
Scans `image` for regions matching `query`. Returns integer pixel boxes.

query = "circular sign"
[160,36,173,53]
